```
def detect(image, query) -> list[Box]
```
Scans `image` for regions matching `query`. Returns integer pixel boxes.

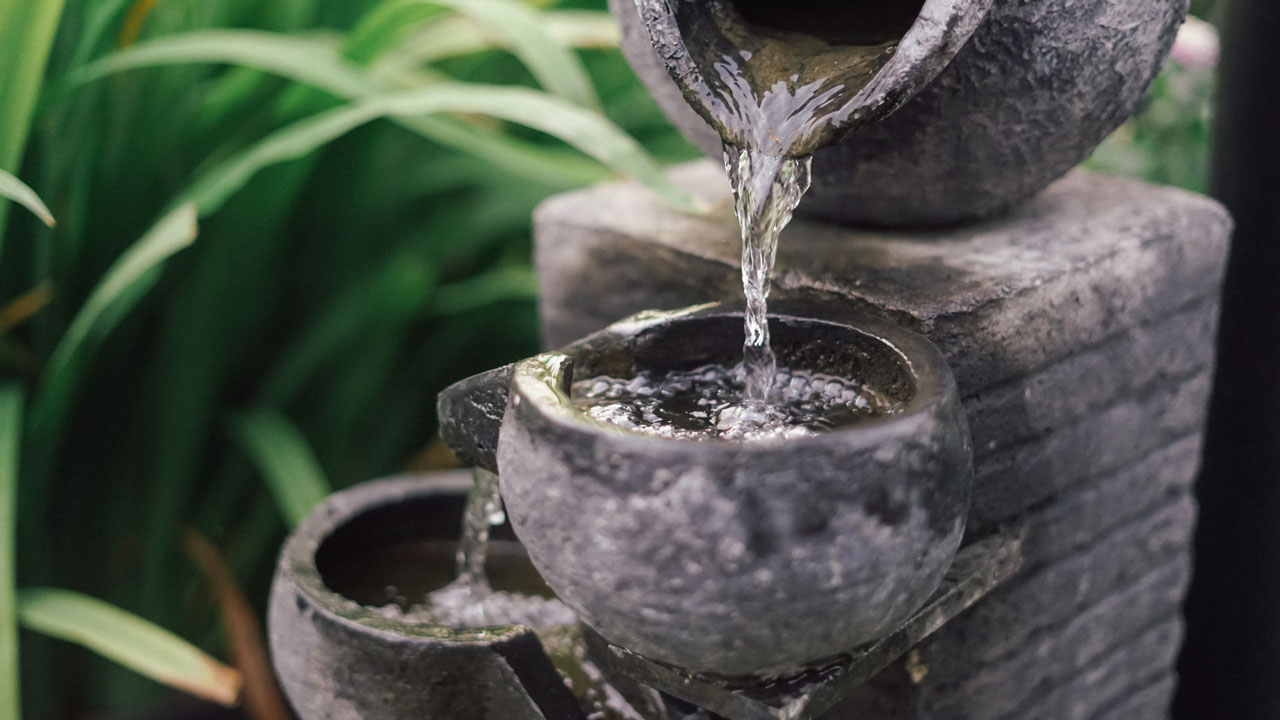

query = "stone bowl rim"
[509,304,956,453]
[278,472,546,646]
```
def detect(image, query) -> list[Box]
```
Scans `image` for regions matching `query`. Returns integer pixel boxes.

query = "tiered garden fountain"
[268,0,1230,718]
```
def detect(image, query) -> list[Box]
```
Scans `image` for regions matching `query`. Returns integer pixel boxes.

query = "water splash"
[575,363,897,441]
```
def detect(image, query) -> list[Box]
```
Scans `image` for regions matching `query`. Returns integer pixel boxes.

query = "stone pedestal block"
[533,161,1231,719]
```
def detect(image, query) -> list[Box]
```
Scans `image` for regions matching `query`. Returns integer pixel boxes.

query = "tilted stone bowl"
[612,0,1187,226]
[438,303,973,677]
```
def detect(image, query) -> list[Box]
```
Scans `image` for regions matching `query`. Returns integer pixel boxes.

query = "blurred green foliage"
[0,1,1217,717]
[0,0,695,716]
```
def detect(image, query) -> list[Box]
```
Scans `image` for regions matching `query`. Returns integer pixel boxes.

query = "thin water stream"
[634,0,910,432]
[712,10,901,418]
[382,469,575,629]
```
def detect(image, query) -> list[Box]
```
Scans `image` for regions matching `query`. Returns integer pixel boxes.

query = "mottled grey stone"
[532,162,1229,718]
[1000,620,1184,720]
[1097,674,1177,720]
[918,498,1194,678]
[482,308,972,676]
[1014,434,1202,572]
[969,368,1210,530]
[612,0,1187,226]
[960,298,1217,454]
[923,559,1189,719]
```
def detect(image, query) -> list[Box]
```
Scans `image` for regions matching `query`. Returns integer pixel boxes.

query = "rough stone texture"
[490,309,972,676]
[613,0,1187,226]
[532,161,1231,718]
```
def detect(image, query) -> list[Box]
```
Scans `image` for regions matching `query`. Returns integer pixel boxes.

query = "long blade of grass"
[179,83,697,216]
[65,30,372,99]
[27,204,199,440]
[0,385,22,720]
[0,170,55,228]
[351,0,598,107]
[363,84,699,211]
[434,0,600,108]
[16,588,242,706]
[343,0,450,64]
[376,9,619,70]
[233,411,331,528]
[68,31,693,208]
[0,0,68,241]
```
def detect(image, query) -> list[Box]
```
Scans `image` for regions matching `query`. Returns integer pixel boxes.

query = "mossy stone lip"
[439,302,974,676]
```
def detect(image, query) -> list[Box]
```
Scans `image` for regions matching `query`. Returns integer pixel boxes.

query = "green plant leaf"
[353,0,598,107]
[65,30,373,99]
[233,411,331,528]
[435,0,600,108]
[0,385,22,720]
[344,0,451,64]
[68,29,601,187]
[68,30,694,208]
[359,84,700,212]
[15,588,241,706]
[376,9,619,70]
[178,83,698,216]
[430,264,539,316]
[28,204,199,441]
[0,169,55,227]
[0,0,68,241]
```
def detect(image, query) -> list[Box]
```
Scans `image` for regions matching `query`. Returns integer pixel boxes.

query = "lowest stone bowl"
[438,303,973,677]
[266,473,583,720]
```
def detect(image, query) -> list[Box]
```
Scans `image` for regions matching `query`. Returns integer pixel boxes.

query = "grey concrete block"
[921,557,1189,718]
[969,369,1211,530]
[961,298,1218,454]
[1095,674,1176,720]
[995,620,1183,720]
[1015,435,1202,572]
[916,497,1194,677]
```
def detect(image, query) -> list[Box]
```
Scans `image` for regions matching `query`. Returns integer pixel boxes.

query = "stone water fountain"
[267,1,1231,718]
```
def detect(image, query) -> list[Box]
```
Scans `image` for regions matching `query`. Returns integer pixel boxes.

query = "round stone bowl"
[492,304,972,677]
[266,473,583,720]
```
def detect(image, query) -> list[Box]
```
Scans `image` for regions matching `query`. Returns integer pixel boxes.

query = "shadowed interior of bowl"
[728,0,926,45]
[570,315,918,410]
[314,490,555,610]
